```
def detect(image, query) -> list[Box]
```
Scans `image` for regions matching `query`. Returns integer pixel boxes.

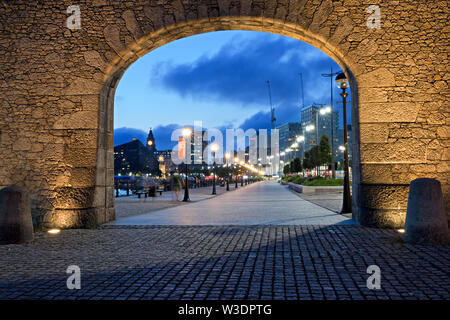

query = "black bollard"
[0,186,34,244]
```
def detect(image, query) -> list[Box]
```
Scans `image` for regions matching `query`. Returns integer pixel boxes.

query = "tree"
[309,145,321,175]
[292,157,302,173]
[283,163,290,175]
[215,165,232,178]
[319,134,332,166]
[303,151,313,170]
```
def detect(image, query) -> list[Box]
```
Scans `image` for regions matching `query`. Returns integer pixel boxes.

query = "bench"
[156,186,164,196]
[135,190,148,198]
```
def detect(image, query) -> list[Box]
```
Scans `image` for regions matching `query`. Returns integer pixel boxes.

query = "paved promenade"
[115,184,233,219]
[109,181,355,226]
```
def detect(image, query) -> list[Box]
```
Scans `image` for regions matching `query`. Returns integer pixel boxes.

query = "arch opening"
[95,18,364,227]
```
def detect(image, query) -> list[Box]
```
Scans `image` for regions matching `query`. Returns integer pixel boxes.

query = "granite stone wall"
[0,0,448,228]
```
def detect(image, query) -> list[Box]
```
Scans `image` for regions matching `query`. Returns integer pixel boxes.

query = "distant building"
[114,137,159,175]
[277,122,303,163]
[301,104,340,158]
[114,128,162,175]
[190,130,209,165]
[154,149,176,176]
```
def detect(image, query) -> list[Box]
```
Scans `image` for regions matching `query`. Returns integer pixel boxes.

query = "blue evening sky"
[114,30,350,149]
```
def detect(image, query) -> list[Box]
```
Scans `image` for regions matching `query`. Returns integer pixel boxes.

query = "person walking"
[171,174,182,201]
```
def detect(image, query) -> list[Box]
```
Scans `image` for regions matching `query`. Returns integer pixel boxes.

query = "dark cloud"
[151,34,341,109]
[151,123,183,150]
[236,103,301,133]
[114,127,147,146]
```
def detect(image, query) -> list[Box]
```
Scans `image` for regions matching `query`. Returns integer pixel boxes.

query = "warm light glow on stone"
[48,229,61,234]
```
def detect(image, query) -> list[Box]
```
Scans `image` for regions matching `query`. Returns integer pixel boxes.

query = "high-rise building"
[184,130,208,165]
[301,104,340,157]
[277,122,303,163]
[301,105,319,152]
[192,130,209,165]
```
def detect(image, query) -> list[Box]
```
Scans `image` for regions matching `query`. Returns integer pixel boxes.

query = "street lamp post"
[182,127,192,202]
[335,72,352,213]
[225,153,230,191]
[234,157,239,189]
[240,161,244,186]
[322,67,340,179]
[211,143,218,195]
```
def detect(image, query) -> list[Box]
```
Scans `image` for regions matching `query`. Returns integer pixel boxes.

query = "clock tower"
[146,128,156,153]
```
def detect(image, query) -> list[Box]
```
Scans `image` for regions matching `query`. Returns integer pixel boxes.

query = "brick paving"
[0,225,449,300]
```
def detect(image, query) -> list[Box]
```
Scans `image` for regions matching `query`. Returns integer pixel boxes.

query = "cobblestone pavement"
[1,225,449,300]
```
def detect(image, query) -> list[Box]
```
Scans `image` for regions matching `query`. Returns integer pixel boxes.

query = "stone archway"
[0,1,447,229]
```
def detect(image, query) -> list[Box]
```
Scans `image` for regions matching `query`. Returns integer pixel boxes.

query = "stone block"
[360,184,409,210]
[64,147,97,167]
[355,206,406,229]
[359,102,421,122]
[360,164,393,184]
[45,208,97,228]
[92,186,106,208]
[104,25,125,53]
[65,77,102,95]
[69,167,96,188]
[358,68,395,88]
[105,186,115,208]
[52,187,95,209]
[106,207,116,222]
[83,51,106,70]
[360,140,426,162]
[359,123,389,143]
[69,130,98,148]
[122,10,143,40]
[53,111,98,129]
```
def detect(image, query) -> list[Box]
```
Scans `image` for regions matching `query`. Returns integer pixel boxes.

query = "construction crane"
[266,80,276,129]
